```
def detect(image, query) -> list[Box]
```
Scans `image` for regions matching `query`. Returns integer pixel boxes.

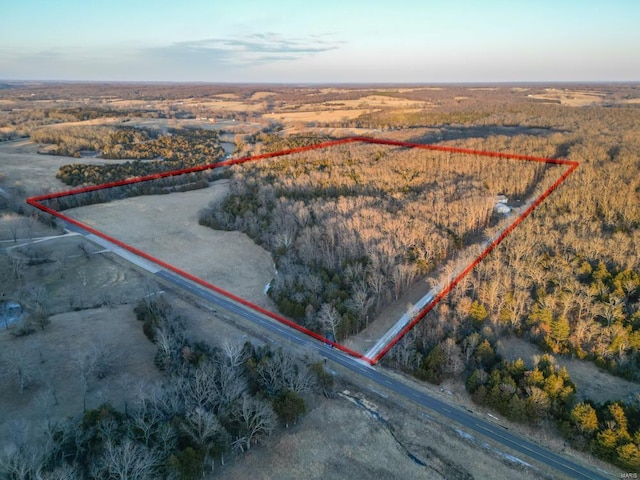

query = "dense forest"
[379,103,640,470]
[202,98,640,469]
[200,138,562,340]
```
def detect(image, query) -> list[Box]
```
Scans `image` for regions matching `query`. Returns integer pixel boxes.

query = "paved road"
[155,270,611,480]
[59,220,610,479]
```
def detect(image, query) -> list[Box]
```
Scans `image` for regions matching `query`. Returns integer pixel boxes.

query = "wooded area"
[0,298,332,478]
[44,127,224,186]
[381,102,640,470]
[200,138,561,341]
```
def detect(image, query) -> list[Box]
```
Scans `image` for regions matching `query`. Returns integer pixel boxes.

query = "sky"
[0,0,638,83]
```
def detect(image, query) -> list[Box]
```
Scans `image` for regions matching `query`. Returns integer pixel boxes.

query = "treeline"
[101,127,222,162]
[200,138,557,340]
[42,106,124,122]
[242,132,333,155]
[34,125,222,163]
[32,126,141,157]
[49,170,229,212]
[0,105,151,139]
[50,127,224,187]
[0,298,333,478]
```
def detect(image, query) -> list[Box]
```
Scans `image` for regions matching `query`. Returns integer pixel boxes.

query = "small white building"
[494,195,511,215]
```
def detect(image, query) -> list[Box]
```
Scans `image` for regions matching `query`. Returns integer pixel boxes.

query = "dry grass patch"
[213,93,241,99]
[219,390,549,480]
[0,139,72,194]
[34,117,122,129]
[199,99,265,112]
[263,109,374,122]
[0,305,161,446]
[1,234,155,314]
[251,91,276,100]
[105,99,151,108]
[498,336,639,403]
[338,95,430,109]
[65,181,276,308]
[527,89,606,106]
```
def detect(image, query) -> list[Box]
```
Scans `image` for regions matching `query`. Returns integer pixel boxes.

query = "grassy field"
[65,181,276,308]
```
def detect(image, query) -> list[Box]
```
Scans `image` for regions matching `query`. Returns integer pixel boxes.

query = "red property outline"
[26,137,578,365]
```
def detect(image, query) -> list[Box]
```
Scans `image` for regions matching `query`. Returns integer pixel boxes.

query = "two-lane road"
[155,269,611,480]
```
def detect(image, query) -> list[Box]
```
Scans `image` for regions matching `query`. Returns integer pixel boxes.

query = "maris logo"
[621,473,638,479]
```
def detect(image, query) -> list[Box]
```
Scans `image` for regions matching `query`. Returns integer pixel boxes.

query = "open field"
[263,108,377,122]
[0,140,82,196]
[0,305,161,446]
[0,234,155,314]
[0,139,144,197]
[526,88,607,106]
[65,182,277,308]
[219,391,547,480]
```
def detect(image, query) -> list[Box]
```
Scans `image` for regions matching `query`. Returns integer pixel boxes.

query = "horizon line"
[2,79,639,87]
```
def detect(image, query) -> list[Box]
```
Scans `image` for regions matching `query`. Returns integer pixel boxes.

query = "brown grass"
[0,305,162,446]
[497,336,639,403]
[527,89,606,106]
[218,388,554,480]
[251,91,276,100]
[65,181,276,308]
[263,108,375,122]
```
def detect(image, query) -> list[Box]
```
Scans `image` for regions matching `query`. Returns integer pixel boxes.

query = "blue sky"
[1,0,638,82]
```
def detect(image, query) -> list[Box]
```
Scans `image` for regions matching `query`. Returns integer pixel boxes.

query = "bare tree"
[130,405,163,447]
[4,214,20,243]
[256,349,313,395]
[73,342,118,410]
[92,439,161,480]
[182,363,218,411]
[6,251,26,283]
[0,444,43,480]
[389,328,419,369]
[212,362,247,410]
[41,462,81,479]
[22,284,50,330]
[346,282,374,327]
[230,395,276,452]
[181,407,224,448]
[284,363,316,394]
[219,340,247,369]
[257,351,292,394]
[1,351,37,393]
[317,303,341,340]
[442,338,464,376]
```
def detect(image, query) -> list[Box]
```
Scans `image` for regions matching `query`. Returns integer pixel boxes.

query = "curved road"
[155,269,611,480]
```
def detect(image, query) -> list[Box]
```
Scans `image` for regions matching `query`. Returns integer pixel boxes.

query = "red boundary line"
[26,137,578,365]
